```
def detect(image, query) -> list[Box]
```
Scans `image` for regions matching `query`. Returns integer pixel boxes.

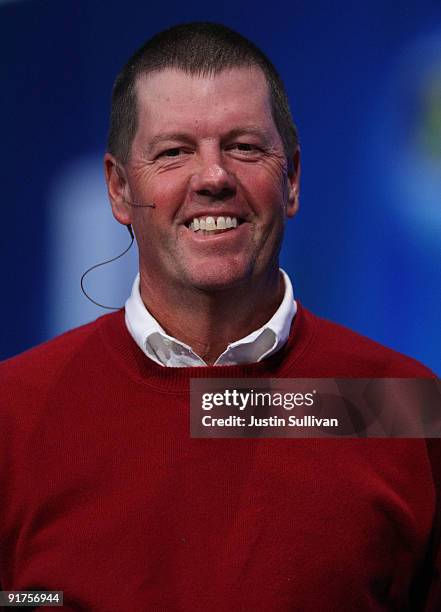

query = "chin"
[182,262,253,292]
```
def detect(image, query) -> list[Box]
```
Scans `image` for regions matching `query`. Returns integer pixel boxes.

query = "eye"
[156,147,195,159]
[227,143,262,155]
[160,148,184,157]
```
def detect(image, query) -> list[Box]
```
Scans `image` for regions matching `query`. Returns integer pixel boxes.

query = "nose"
[190,149,236,201]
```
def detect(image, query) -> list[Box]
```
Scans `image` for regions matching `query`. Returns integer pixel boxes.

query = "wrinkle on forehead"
[135,67,272,122]
[133,66,282,153]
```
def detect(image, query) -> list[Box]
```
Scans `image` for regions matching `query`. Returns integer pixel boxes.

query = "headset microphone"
[81,201,155,310]
[123,197,156,209]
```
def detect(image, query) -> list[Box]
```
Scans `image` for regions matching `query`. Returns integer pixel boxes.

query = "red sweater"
[1,303,439,611]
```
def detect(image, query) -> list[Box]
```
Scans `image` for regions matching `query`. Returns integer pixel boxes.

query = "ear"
[286,148,301,218]
[104,153,133,226]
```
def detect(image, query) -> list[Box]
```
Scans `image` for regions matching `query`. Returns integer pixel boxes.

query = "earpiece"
[80,227,136,310]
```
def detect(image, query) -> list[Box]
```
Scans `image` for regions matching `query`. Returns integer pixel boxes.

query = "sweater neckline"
[98,301,317,394]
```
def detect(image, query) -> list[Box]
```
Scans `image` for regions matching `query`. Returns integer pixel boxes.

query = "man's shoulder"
[298,304,435,377]
[0,311,127,434]
[1,311,123,386]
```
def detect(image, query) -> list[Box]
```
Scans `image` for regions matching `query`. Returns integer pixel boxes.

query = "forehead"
[134,66,276,137]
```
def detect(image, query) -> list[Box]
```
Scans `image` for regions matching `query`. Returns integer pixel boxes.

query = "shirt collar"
[124,270,296,367]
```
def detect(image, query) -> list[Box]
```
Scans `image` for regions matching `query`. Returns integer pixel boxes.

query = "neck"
[138,268,284,365]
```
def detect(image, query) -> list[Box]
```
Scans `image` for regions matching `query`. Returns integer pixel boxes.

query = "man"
[1,22,440,611]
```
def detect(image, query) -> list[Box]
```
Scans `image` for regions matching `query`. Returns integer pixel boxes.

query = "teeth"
[187,216,240,232]
[205,216,216,231]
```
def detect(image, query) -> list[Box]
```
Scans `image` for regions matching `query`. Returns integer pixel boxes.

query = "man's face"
[111,66,299,292]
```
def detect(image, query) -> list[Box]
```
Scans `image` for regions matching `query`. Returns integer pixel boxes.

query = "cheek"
[149,171,190,211]
[238,168,287,212]
[131,161,188,207]
[237,154,287,193]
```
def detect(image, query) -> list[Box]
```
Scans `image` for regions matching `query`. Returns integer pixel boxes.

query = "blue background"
[1,0,440,373]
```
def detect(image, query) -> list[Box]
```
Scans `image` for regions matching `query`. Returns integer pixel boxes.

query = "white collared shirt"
[124,269,296,367]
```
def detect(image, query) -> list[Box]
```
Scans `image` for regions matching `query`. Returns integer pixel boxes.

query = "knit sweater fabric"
[1,303,439,611]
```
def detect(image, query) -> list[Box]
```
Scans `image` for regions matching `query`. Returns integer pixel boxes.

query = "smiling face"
[106,66,299,295]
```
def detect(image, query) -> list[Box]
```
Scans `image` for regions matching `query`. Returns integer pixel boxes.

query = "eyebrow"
[145,126,273,153]
[145,133,194,153]
[223,127,273,144]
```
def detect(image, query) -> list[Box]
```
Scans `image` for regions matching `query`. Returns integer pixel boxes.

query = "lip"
[180,220,250,243]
